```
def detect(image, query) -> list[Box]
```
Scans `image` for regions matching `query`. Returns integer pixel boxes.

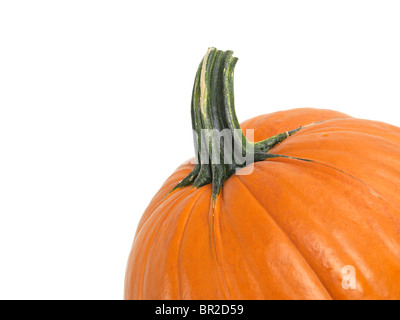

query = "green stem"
[172,48,301,204]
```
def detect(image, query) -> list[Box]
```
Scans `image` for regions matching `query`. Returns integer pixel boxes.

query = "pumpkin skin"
[125,107,400,300]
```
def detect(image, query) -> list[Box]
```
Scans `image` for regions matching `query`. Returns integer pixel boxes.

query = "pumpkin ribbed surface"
[125,108,400,300]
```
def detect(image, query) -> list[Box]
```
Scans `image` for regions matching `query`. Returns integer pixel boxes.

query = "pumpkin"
[125,48,400,300]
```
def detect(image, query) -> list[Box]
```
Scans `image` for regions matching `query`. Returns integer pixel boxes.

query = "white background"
[1,1,400,300]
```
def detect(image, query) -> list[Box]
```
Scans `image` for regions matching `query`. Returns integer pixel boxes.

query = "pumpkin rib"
[267,155,400,244]
[134,165,193,238]
[139,187,196,299]
[245,117,353,144]
[177,187,211,299]
[209,196,232,299]
[288,157,396,205]
[270,157,400,259]
[233,175,335,299]
[237,163,348,298]
[250,158,400,298]
[269,155,400,244]
[295,129,400,147]
[216,198,332,299]
[220,177,334,299]
[133,190,190,299]
[240,116,261,134]
[175,187,232,299]
[134,185,190,241]
[272,130,400,211]
[290,119,400,145]
[216,201,272,298]
[273,156,383,198]
[242,110,352,143]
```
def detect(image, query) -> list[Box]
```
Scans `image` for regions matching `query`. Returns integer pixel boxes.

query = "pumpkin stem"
[172,48,301,204]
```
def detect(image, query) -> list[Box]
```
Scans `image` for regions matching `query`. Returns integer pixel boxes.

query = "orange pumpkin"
[125,48,400,300]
